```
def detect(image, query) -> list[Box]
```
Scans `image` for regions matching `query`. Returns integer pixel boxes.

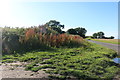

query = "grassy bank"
[2,42,120,80]
[92,39,120,45]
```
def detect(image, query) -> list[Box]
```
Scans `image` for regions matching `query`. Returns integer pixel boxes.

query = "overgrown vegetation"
[2,20,85,54]
[2,20,120,80]
[2,42,120,80]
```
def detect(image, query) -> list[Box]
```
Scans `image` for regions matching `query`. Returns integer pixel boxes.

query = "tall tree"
[97,31,104,39]
[67,28,77,35]
[45,20,64,34]
[110,36,114,39]
[93,33,98,38]
[67,27,87,38]
[75,27,87,38]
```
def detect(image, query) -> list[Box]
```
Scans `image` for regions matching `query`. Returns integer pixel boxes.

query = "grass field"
[2,42,120,80]
[92,39,120,45]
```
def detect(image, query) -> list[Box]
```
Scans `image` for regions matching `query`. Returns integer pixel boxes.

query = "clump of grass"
[2,59,15,63]
[25,62,37,71]
[31,66,42,72]
[48,75,67,80]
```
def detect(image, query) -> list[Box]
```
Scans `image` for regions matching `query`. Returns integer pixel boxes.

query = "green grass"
[85,37,92,40]
[92,39,120,45]
[2,42,120,80]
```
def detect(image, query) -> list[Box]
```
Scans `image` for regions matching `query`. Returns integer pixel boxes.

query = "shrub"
[21,28,85,49]
[2,26,85,54]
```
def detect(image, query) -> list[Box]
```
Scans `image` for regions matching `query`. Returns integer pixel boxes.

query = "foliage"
[45,20,64,34]
[2,27,25,54]
[2,21,85,54]
[97,32,104,38]
[104,36,115,39]
[92,31,114,39]
[67,28,77,34]
[23,30,85,48]
[93,32,104,39]
[67,27,87,38]
[2,20,118,79]
[93,33,98,38]
[75,27,87,38]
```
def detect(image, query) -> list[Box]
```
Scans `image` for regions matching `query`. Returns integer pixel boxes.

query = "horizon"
[0,1,118,39]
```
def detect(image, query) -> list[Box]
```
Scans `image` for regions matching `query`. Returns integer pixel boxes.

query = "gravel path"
[0,62,49,78]
[86,39,120,56]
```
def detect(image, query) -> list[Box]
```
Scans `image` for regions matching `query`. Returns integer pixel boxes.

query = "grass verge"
[2,42,120,80]
[92,39,120,45]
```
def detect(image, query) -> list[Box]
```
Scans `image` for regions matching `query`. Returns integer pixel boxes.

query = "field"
[92,39,120,45]
[2,42,120,80]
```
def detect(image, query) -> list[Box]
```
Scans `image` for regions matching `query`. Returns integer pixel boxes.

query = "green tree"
[45,20,64,34]
[110,36,114,39]
[97,32,104,39]
[93,33,98,38]
[67,28,77,35]
[75,27,87,38]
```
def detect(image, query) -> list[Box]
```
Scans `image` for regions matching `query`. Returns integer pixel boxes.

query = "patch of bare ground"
[1,61,49,78]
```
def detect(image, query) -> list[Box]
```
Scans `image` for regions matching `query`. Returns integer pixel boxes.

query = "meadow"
[92,39,120,45]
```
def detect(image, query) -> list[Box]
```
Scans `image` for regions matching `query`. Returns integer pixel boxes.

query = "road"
[86,40,120,56]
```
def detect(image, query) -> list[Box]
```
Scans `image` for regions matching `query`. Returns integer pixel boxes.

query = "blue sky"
[0,1,118,38]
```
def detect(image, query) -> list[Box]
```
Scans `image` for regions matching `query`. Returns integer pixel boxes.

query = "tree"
[93,33,98,38]
[97,31,104,39]
[67,28,77,35]
[93,32,105,39]
[67,27,87,38]
[110,36,114,39]
[75,27,87,38]
[61,31,66,34]
[45,20,64,34]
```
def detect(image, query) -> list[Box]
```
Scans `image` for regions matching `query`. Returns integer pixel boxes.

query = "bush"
[21,29,85,48]
[2,25,85,54]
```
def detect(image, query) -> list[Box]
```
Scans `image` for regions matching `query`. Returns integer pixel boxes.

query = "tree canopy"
[92,31,114,39]
[45,20,64,34]
[67,27,87,38]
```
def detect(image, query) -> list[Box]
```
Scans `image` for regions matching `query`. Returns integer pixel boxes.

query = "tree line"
[92,32,114,39]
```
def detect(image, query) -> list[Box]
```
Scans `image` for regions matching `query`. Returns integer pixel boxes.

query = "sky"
[0,1,118,38]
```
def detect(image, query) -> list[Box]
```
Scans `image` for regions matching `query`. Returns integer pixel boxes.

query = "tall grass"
[2,27,85,54]
[20,28,85,48]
